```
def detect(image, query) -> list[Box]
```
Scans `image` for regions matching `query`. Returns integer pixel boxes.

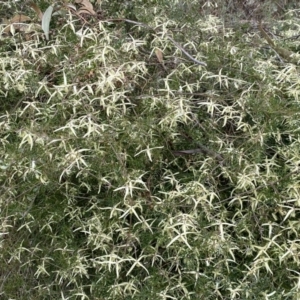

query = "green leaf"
[42,4,54,40]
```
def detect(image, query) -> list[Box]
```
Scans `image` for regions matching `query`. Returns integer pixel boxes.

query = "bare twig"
[167,36,207,67]
[173,143,223,164]
[104,18,207,67]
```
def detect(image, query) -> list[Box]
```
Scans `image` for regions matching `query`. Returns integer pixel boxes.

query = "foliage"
[1,0,300,299]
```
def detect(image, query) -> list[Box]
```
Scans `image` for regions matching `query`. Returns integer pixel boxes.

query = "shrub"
[1,0,300,299]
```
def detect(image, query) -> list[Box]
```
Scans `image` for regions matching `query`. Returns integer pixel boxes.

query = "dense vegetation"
[1,0,300,299]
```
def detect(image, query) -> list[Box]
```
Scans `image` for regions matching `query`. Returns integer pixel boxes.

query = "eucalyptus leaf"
[42,4,54,40]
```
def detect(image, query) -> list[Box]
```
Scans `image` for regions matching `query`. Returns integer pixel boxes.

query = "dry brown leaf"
[155,48,167,70]
[10,14,32,23]
[155,48,164,64]
[29,2,43,21]
[76,0,96,15]
[3,25,12,34]
[78,8,96,16]
[3,15,32,34]
[4,23,32,35]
